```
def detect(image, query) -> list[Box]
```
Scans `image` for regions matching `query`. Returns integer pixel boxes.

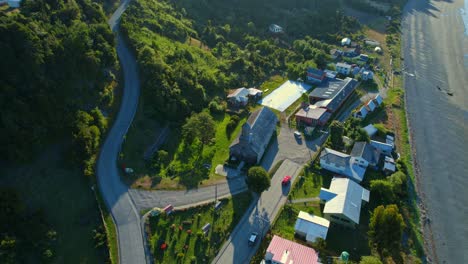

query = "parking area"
[261,125,328,171]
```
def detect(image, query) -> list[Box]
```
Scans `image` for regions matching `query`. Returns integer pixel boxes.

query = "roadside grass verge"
[147,192,252,263]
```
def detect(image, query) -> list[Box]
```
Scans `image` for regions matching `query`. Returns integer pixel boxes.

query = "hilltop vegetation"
[120,0,359,123]
[0,0,118,163]
[0,0,118,262]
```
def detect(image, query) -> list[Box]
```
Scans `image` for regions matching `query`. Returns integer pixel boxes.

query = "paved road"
[212,159,303,264]
[129,177,248,211]
[96,0,147,263]
[402,0,468,263]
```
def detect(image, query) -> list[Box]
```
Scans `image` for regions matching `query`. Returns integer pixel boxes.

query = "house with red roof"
[264,235,319,264]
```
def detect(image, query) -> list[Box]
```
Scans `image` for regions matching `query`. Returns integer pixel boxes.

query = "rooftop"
[309,77,358,112]
[320,177,370,224]
[351,142,381,165]
[266,235,319,264]
[320,148,367,182]
[227,87,249,98]
[295,212,330,242]
[295,106,331,121]
[336,62,351,69]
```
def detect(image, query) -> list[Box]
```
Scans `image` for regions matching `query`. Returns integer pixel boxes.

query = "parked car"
[294,131,301,138]
[282,175,292,185]
[248,232,259,246]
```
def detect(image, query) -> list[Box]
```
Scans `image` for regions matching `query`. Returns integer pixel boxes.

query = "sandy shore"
[402,0,468,263]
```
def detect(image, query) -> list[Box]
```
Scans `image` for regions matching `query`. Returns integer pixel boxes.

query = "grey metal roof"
[309,78,357,112]
[351,142,381,165]
[230,107,278,162]
[320,148,350,168]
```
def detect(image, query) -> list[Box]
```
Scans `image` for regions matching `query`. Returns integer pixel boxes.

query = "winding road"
[99,1,250,263]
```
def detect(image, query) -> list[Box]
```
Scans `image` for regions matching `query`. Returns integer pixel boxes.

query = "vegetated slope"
[0,0,118,162]
[120,0,360,123]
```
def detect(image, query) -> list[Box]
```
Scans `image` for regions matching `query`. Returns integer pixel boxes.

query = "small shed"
[269,24,283,33]
[202,223,211,235]
[7,0,21,8]
[363,124,378,137]
[341,37,351,46]
[366,100,376,112]
[294,211,330,243]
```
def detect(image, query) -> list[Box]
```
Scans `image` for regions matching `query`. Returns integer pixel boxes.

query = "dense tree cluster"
[0,0,117,162]
[0,189,57,263]
[368,204,405,258]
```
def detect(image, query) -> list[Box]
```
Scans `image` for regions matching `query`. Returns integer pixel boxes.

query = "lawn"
[258,75,287,97]
[0,144,107,263]
[289,166,330,200]
[123,109,246,190]
[147,192,252,263]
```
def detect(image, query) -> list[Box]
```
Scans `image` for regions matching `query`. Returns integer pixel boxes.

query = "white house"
[341,37,351,46]
[350,141,381,169]
[294,211,330,243]
[319,177,370,227]
[227,87,249,106]
[320,148,367,182]
[269,24,283,33]
[362,70,374,81]
[336,62,351,75]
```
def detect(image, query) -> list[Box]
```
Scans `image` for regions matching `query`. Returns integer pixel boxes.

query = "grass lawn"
[289,167,329,200]
[123,109,246,190]
[147,192,252,263]
[0,144,107,263]
[258,75,287,97]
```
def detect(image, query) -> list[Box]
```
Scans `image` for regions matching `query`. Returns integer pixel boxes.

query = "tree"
[182,112,215,145]
[370,179,395,205]
[246,166,270,194]
[330,121,344,149]
[368,205,405,256]
[360,256,383,264]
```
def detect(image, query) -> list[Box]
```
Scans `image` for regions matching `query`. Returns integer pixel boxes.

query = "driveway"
[212,159,303,264]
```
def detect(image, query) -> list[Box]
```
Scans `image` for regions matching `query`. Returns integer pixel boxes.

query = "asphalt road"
[96,1,147,263]
[129,177,248,211]
[212,159,303,264]
[402,0,468,262]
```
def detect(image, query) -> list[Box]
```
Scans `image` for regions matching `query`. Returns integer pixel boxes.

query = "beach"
[402,0,468,263]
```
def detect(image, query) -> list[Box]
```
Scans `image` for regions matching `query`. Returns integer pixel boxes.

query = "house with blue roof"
[306,67,327,84]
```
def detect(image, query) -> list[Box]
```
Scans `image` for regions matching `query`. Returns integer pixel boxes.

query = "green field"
[147,192,252,263]
[0,145,106,263]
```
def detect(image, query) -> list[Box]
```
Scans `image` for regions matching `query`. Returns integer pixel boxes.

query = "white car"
[294,131,301,138]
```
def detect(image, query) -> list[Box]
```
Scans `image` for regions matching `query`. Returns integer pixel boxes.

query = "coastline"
[401,0,468,263]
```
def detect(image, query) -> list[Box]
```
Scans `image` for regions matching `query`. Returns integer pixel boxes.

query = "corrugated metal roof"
[266,235,319,264]
[295,211,330,242]
[322,178,369,224]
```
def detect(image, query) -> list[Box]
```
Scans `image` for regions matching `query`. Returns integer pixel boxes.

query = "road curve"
[402,0,468,263]
[96,1,146,263]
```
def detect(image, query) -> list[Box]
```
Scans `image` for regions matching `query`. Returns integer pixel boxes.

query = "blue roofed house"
[229,107,278,165]
[319,177,370,227]
[370,140,394,156]
[306,68,327,84]
[319,148,367,183]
